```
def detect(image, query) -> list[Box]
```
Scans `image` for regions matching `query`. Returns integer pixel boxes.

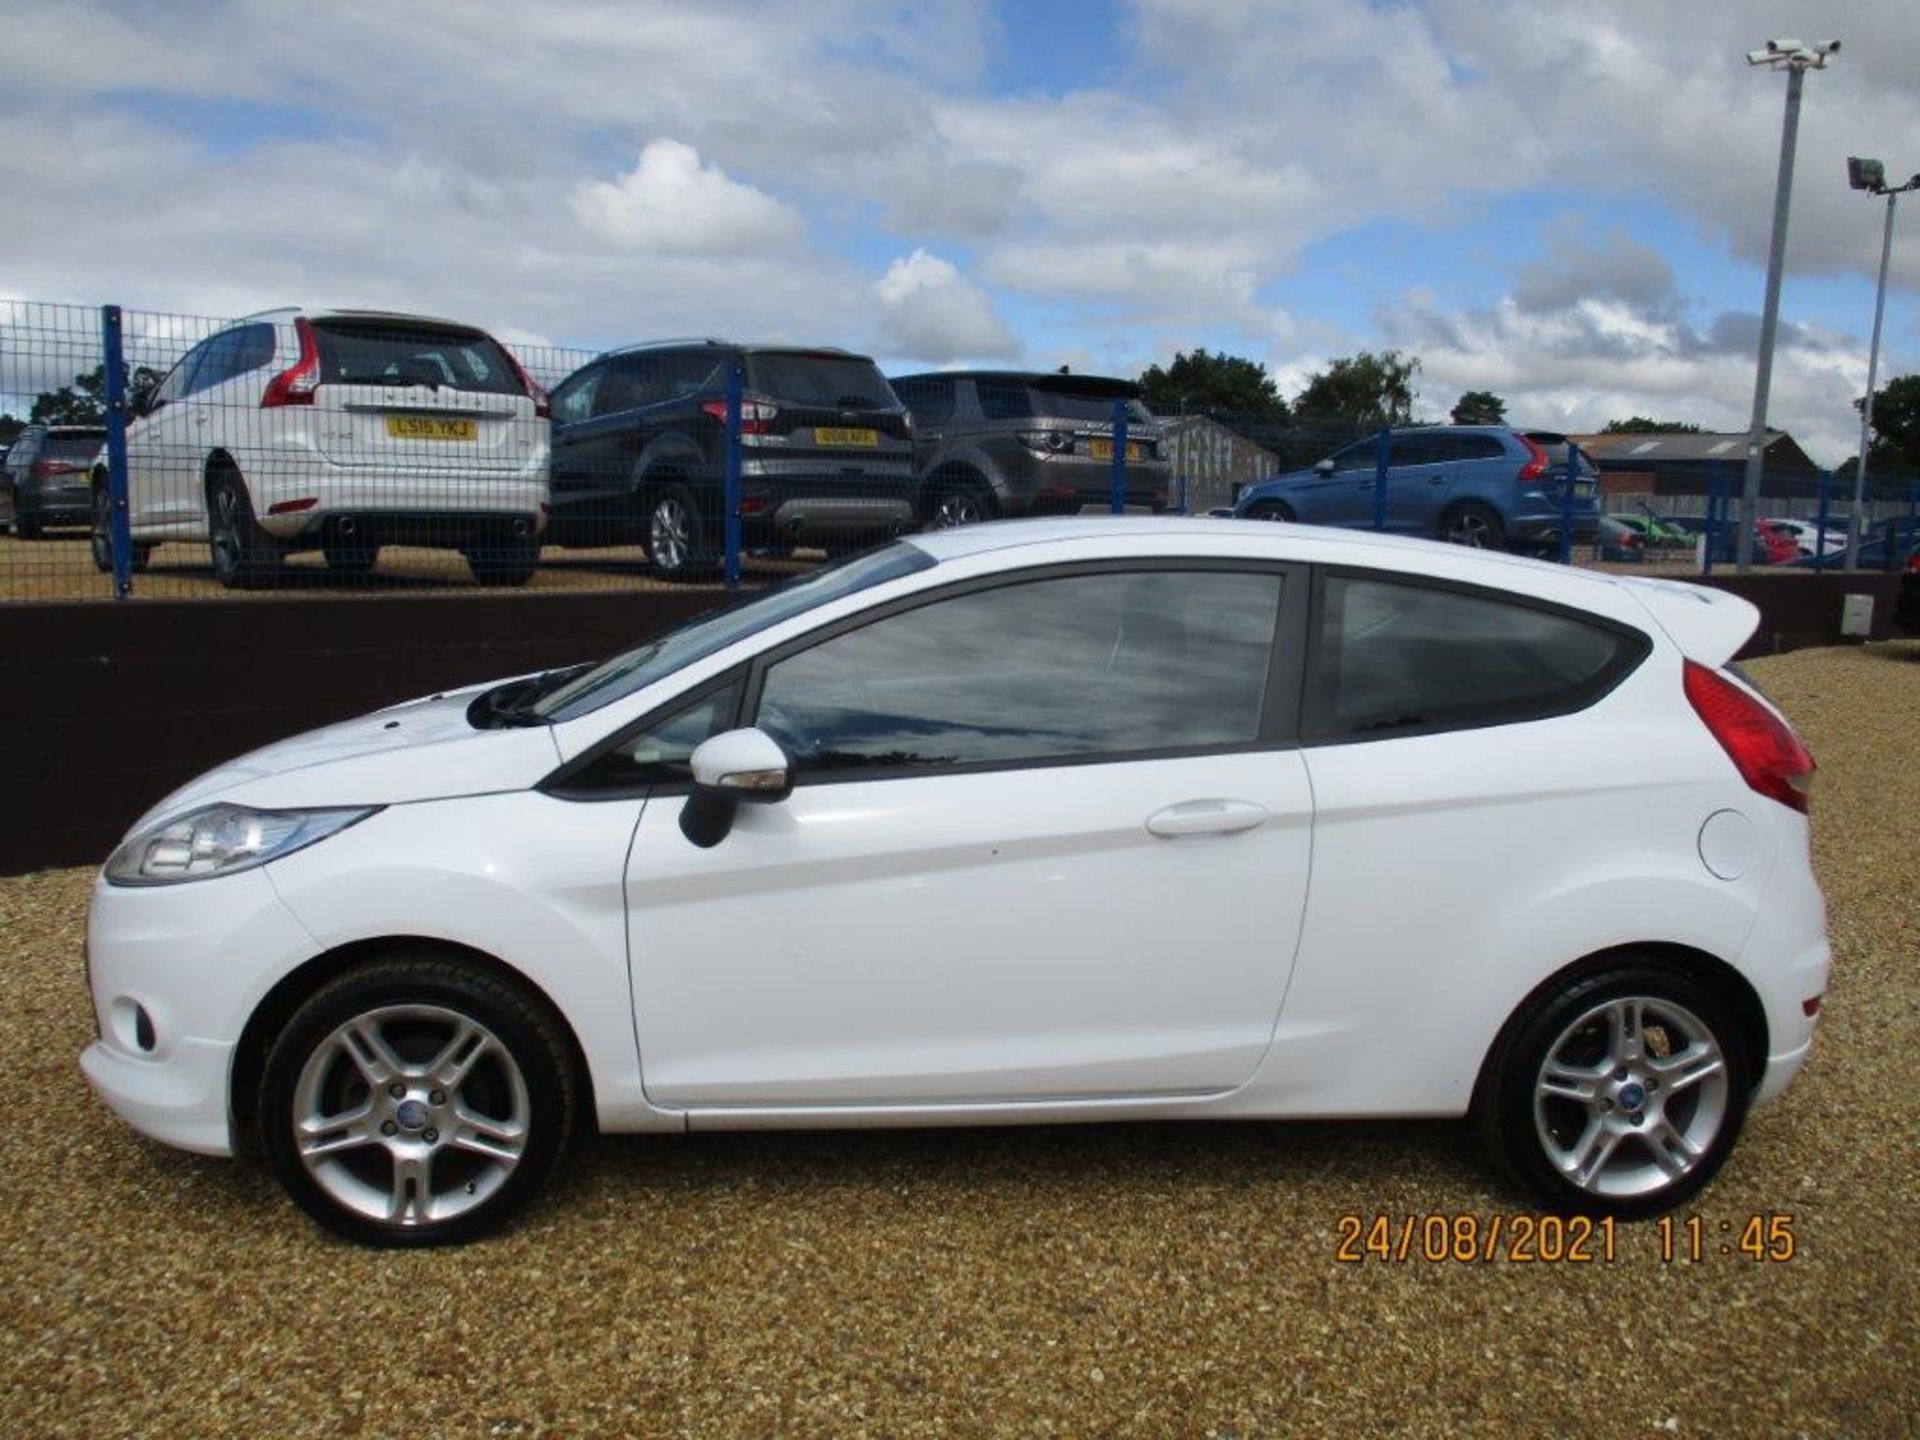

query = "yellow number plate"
[1088,439,1145,461]
[385,416,477,441]
[814,427,879,447]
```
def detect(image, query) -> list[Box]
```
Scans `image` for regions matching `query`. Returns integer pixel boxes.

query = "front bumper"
[80,1037,236,1156]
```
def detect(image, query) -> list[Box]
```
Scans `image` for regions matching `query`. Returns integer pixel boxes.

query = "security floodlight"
[1849,157,1886,192]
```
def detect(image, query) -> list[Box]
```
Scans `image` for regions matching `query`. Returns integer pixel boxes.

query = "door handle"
[1145,799,1268,838]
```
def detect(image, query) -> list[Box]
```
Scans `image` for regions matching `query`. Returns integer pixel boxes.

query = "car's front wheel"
[259,956,578,1247]
[1242,500,1294,522]
[1477,964,1750,1218]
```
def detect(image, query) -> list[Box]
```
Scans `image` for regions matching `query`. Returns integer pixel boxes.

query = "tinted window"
[1457,434,1507,460]
[1310,575,1643,738]
[746,354,896,409]
[892,378,955,428]
[42,432,106,465]
[154,338,214,406]
[596,357,668,414]
[753,568,1283,774]
[566,679,743,791]
[187,325,273,394]
[534,541,938,721]
[1389,433,1452,467]
[550,366,602,424]
[312,320,522,395]
[1329,440,1378,474]
[977,381,1148,425]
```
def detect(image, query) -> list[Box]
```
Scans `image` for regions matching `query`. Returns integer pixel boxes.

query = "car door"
[1289,438,1380,527]
[546,362,610,538]
[623,561,1315,1109]
[125,334,216,530]
[1384,432,1458,532]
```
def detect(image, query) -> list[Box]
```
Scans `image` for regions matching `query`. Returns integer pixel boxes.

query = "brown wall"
[1691,570,1904,659]
[0,590,729,875]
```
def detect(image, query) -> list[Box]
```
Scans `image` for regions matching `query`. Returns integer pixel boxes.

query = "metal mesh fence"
[4,301,1917,601]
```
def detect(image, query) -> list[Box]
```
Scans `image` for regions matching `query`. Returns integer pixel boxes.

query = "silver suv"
[891,371,1168,526]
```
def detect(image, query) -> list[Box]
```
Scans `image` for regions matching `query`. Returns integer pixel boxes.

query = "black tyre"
[1476,963,1751,1219]
[259,955,578,1247]
[15,510,43,540]
[323,538,381,578]
[90,481,151,574]
[1438,501,1505,549]
[923,475,994,530]
[644,482,717,581]
[207,466,282,589]
[1243,500,1294,523]
[464,533,539,587]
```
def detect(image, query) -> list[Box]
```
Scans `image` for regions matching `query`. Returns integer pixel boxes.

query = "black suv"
[545,341,913,577]
[1,423,105,538]
[889,371,1168,526]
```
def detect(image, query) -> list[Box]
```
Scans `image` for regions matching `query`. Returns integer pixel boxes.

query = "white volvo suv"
[90,307,550,587]
[79,518,1827,1245]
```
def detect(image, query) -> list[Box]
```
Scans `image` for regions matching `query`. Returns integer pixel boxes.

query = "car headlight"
[104,803,380,886]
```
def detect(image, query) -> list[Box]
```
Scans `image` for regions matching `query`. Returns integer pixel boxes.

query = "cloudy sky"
[2,0,1915,461]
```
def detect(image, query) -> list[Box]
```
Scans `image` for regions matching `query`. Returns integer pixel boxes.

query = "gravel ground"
[2,641,1915,1438]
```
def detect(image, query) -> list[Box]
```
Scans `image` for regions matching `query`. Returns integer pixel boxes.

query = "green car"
[1607,513,1691,547]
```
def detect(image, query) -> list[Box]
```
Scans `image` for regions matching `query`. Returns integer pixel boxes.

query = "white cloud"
[571,140,804,255]
[871,249,1019,363]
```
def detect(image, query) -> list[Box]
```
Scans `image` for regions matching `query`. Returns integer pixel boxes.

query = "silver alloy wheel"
[1533,994,1730,1199]
[1446,510,1497,547]
[649,495,690,571]
[931,489,984,528]
[292,1003,531,1226]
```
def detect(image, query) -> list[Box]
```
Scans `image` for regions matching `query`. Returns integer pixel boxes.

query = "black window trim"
[1298,564,1653,746]
[540,665,749,801]
[738,556,1309,789]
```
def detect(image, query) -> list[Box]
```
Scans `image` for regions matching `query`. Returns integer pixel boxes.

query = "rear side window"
[752,568,1284,774]
[1307,574,1646,740]
[892,378,955,428]
[312,320,523,395]
[746,354,896,409]
[550,366,602,424]
[1456,435,1506,460]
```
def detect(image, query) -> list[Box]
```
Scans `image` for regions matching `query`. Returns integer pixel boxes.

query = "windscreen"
[533,542,938,722]
[746,354,898,409]
[313,320,524,396]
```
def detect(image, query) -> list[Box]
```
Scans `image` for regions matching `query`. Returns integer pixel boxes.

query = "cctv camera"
[1767,38,1803,53]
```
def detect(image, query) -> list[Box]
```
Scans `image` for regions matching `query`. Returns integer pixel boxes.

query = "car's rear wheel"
[1438,501,1505,549]
[259,956,578,1247]
[645,482,716,581]
[89,476,149,574]
[207,465,281,589]
[15,511,43,540]
[1477,963,1750,1218]
[924,476,994,530]
[1243,500,1294,522]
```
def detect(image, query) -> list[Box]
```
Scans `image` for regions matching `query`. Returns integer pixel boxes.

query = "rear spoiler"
[1028,374,1141,400]
[1617,576,1759,667]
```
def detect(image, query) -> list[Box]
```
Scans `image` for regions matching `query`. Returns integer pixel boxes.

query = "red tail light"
[1906,552,1920,575]
[30,460,83,477]
[700,399,779,435]
[1683,660,1815,814]
[260,317,321,408]
[1516,433,1550,483]
[502,348,549,419]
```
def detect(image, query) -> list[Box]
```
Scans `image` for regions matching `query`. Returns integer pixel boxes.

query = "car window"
[550,367,602,424]
[892,378,954,428]
[563,678,744,791]
[752,568,1284,775]
[596,356,677,414]
[310,320,522,395]
[669,354,723,399]
[41,432,106,465]
[1330,440,1378,473]
[1308,575,1646,740]
[745,354,896,409]
[1389,434,1450,467]
[153,337,214,407]
[186,327,251,395]
[534,541,938,721]
[1456,435,1507,461]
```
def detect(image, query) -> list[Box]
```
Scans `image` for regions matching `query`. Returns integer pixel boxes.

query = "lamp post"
[1844,156,1918,572]
[1736,38,1839,572]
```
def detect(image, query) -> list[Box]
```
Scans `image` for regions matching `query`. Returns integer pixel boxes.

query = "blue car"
[1233,426,1600,552]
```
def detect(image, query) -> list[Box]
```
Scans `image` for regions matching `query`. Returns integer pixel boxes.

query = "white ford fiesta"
[81,518,1826,1245]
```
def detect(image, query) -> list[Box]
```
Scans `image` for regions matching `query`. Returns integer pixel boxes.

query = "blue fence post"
[1701,472,1720,577]
[1557,442,1579,566]
[722,357,743,590]
[1108,398,1129,515]
[1813,468,1832,571]
[99,304,133,600]
[1371,426,1390,531]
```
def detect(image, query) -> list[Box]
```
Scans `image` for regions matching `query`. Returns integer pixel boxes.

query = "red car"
[1755,520,1800,565]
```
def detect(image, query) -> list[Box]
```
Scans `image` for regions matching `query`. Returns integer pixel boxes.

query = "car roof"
[235,307,501,333]
[600,340,874,362]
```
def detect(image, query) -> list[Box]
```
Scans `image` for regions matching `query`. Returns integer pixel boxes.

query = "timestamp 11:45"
[1658,1212,1797,1263]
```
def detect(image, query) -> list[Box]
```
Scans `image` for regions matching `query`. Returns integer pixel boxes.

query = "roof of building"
[1575,430,1818,469]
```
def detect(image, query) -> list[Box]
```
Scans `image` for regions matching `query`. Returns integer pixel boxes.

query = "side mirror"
[679,727,793,848]
[1314,458,1335,475]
